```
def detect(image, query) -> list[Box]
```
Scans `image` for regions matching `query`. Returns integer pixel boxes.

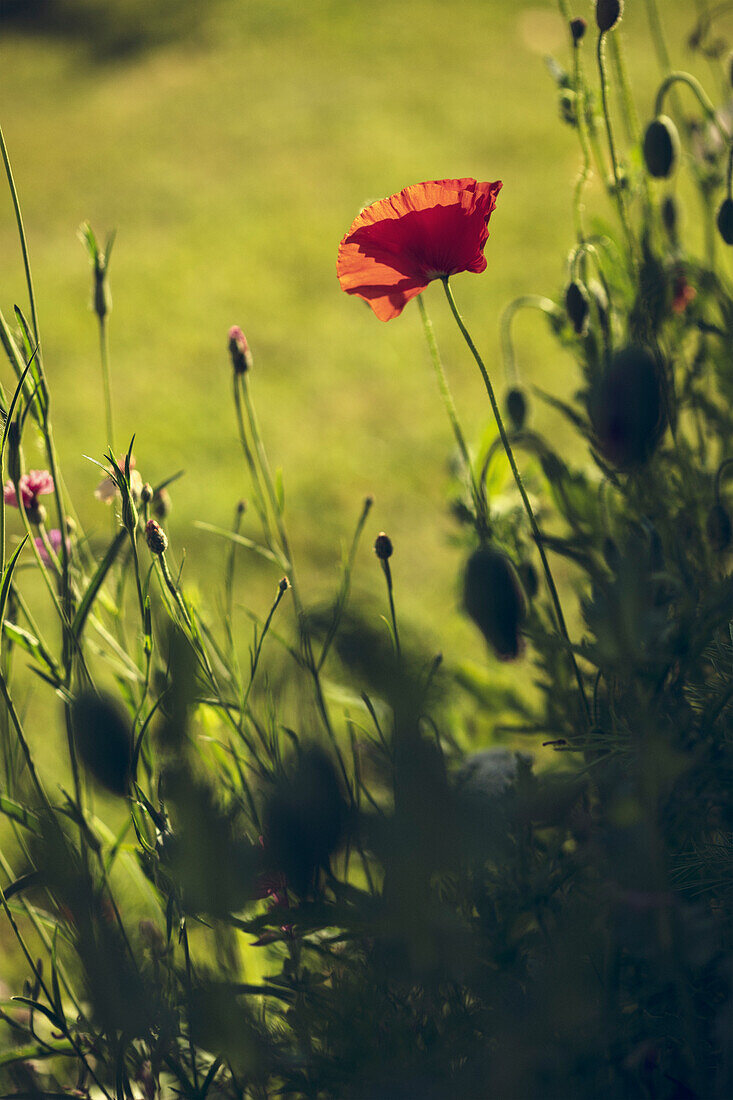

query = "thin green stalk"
[0,670,51,809]
[380,557,400,659]
[654,71,729,143]
[572,36,593,240]
[596,31,637,263]
[500,296,563,384]
[243,580,289,707]
[98,316,114,452]
[232,374,276,551]
[442,278,590,724]
[0,123,39,344]
[417,294,486,531]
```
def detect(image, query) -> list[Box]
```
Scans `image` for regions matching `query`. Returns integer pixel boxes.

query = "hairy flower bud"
[463,546,527,661]
[228,325,253,374]
[706,503,732,551]
[374,532,393,560]
[596,0,623,32]
[570,17,587,43]
[717,198,733,244]
[565,281,590,335]
[643,116,680,178]
[589,346,667,469]
[145,518,168,555]
[505,387,528,431]
[140,482,154,504]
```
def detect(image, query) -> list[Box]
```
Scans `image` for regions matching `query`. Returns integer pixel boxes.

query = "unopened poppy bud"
[140,482,154,505]
[716,198,733,244]
[463,546,527,661]
[505,387,528,431]
[278,576,290,593]
[596,0,623,32]
[374,532,393,560]
[154,487,171,519]
[589,346,667,469]
[570,17,587,42]
[228,325,253,374]
[145,518,168,555]
[71,691,133,797]
[565,281,590,334]
[27,502,46,526]
[643,116,680,178]
[706,503,732,551]
[661,195,678,238]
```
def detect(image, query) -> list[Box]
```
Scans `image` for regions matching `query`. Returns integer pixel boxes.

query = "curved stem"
[0,123,39,344]
[597,32,636,263]
[500,296,563,385]
[442,278,590,724]
[654,71,729,143]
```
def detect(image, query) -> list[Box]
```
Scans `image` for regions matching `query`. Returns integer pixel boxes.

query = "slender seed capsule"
[596,0,623,32]
[716,198,733,244]
[463,546,527,661]
[643,116,680,178]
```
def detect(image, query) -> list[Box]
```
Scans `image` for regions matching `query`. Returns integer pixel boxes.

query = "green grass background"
[0,0,718,680]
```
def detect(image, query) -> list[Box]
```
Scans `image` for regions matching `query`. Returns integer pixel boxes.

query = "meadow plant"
[0,3,732,1097]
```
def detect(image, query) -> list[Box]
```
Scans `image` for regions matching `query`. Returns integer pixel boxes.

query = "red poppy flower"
[337,178,502,321]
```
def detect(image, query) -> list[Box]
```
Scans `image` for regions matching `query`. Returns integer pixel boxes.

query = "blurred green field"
[0,0,716,678]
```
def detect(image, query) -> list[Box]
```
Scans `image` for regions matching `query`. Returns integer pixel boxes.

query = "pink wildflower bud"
[145,519,168,555]
[228,325,253,374]
[141,482,154,504]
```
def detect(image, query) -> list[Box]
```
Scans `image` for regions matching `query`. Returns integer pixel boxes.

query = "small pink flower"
[95,454,143,504]
[34,528,70,565]
[3,470,54,510]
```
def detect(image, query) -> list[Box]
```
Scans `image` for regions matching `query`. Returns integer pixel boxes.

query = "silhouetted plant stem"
[596,31,637,264]
[442,277,590,725]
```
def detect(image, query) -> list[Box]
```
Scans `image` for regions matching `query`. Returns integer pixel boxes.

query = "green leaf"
[0,537,28,637]
[194,521,287,567]
[71,528,127,642]
[2,620,59,679]
[0,795,39,833]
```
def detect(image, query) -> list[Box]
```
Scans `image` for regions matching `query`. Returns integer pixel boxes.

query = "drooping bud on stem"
[505,387,528,431]
[565,281,590,335]
[374,532,393,561]
[228,325,253,374]
[463,546,527,661]
[643,116,680,178]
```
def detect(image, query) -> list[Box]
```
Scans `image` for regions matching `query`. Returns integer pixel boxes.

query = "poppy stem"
[417,294,488,534]
[441,277,590,726]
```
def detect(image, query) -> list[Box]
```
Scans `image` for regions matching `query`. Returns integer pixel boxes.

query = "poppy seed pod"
[589,346,667,469]
[643,116,680,178]
[463,546,527,661]
[716,198,733,244]
[505,387,528,431]
[71,692,134,796]
[706,503,732,551]
[596,0,623,32]
[565,281,590,334]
